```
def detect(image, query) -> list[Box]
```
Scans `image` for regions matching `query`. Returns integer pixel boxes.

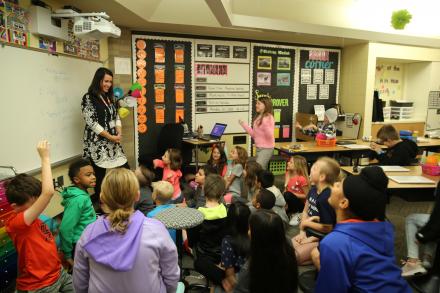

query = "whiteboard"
[0,45,101,173]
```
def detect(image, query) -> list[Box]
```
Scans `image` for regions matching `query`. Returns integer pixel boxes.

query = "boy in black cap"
[315,166,411,293]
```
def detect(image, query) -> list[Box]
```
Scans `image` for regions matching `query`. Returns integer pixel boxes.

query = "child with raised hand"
[284,155,310,226]
[243,161,263,202]
[73,168,179,293]
[296,107,338,139]
[315,166,410,292]
[188,174,228,286]
[292,157,339,265]
[225,146,248,203]
[147,180,176,243]
[6,140,73,292]
[134,161,155,215]
[221,202,251,292]
[234,210,298,293]
[207,144,228,177]
[60,159,97,270]
[370,124,418,166]
[256,169,289,223]
[153,148,183,203]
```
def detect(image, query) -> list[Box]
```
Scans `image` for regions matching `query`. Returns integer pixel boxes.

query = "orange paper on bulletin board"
[155,46,165,63]
[155,67,165,83]
[175,47,184,63]
[175,87,184,103]
[176,108,184,123]
[175,67,184,84]
[155,106,165,124]
[155,87,165,103]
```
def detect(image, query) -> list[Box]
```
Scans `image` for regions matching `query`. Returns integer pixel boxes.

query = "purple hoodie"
[73,211,179,293]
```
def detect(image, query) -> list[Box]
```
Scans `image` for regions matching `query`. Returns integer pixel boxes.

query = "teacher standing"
[81,67,128,197]
[239,96,275,170]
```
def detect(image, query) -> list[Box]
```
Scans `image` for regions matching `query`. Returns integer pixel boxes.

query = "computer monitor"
[210,123,227,138]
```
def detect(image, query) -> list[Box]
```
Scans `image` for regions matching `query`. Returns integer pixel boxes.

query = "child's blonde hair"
[152,180,174,203]
[233,146,248,168]
[101,168,139,234]
[289,156,309,179]
[316,157,341,185]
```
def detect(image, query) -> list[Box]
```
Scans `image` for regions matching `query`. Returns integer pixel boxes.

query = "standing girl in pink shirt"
[153,148,183,203]
[239,96,275,170]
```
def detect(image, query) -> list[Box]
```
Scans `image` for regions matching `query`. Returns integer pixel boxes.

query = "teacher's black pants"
[90,160,130,210]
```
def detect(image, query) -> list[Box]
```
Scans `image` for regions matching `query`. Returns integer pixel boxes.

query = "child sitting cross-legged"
[187,174,228,287]
[292,157,339,265]
[147,180,176,243]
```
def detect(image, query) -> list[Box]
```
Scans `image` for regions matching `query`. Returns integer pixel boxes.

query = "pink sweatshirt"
[241,115,275,148]
[153,159,182,199]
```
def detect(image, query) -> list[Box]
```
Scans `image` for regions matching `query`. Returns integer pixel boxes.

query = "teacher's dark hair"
[88,67,114,99]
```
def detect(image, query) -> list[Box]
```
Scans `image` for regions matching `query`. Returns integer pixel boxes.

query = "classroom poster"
[252,45,295,142]
[134,37,193,157]
[298,49,340,113]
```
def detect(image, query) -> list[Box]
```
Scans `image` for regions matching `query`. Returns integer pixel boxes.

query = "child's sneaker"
[289,213,301,226]
[401,260,427,277]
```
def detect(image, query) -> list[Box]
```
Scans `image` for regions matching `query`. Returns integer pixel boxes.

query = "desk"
[276,138,440,163]
[341,166,439,189]
[182,138,225,169]
[275,139,371,163]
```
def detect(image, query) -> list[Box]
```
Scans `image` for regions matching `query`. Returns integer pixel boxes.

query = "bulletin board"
[194,39,251,134]
[298,49,340,113]
[251,44,296,142]
[132,35,193,156]
[131,33,341,159]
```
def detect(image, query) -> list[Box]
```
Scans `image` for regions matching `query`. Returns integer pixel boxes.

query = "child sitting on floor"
[147,180,176,243]
[292,157,339,265]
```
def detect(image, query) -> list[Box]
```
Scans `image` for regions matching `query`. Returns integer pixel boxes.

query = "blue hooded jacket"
[315,221,411,293]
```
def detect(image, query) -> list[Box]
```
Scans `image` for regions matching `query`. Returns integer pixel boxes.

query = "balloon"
[131,89,141,98]
[130,82,142,91]
[113,87,124,99]
[124,96,138,107]
[118,107,130,119]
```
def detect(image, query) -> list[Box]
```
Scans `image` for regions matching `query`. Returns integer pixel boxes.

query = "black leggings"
[284,191,305,215]
[90,160,130,198]
[194,255,224,285]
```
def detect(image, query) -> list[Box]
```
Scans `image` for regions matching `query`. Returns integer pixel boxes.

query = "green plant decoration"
[391,9,412,30]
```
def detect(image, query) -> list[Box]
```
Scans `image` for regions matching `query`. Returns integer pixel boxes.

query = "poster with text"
[298,49,339,113]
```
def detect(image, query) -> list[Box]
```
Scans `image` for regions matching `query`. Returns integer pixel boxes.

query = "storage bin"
[316,138,337,147]
[422,164,440,176]
[268,159,287,175]
[390,100,414,107]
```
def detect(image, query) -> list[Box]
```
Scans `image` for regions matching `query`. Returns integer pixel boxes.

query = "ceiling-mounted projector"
[52,9,121,39]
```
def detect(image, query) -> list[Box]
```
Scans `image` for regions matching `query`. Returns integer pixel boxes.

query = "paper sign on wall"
[176,106,184,123]
[155,105,165,124]
[175,85,185,103]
